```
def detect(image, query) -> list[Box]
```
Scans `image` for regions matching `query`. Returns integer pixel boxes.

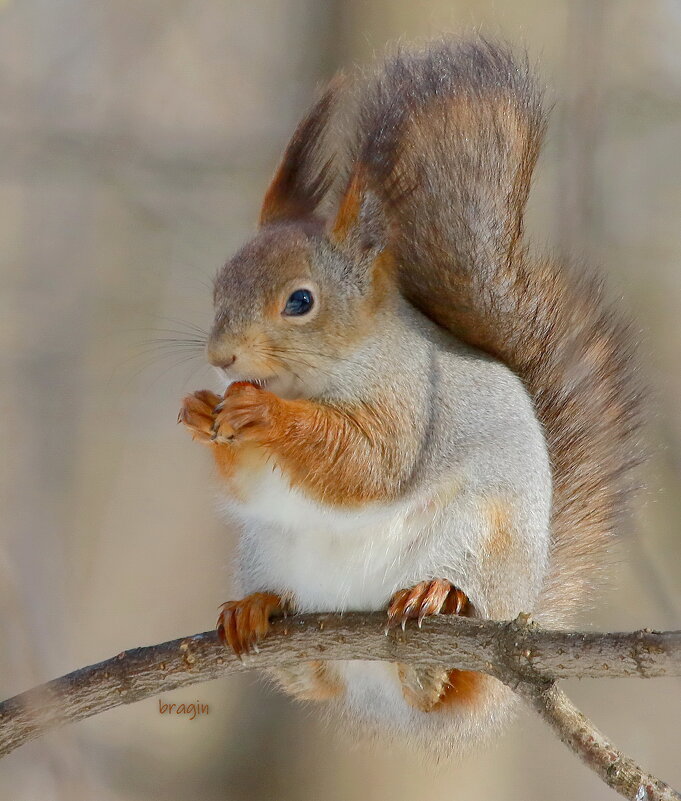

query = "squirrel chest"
[219,440,446,722]
[219,440,431,613]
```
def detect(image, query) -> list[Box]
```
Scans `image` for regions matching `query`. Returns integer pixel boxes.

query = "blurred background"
[1,1,680,799]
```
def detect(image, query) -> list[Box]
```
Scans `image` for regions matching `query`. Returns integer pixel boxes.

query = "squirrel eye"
[283,288,314,317]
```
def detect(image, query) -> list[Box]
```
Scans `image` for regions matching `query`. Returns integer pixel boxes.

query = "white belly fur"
[219,457,438,721]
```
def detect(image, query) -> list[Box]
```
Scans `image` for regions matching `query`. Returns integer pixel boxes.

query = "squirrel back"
[351,39,644,623]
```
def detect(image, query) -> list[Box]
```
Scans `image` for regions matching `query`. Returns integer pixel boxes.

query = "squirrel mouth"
[219,373,271,391]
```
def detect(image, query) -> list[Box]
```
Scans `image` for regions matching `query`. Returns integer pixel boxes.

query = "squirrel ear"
[329,167,387,259]
[259,76,344,227]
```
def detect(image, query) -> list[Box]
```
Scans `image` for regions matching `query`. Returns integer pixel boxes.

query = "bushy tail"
[354,38,644,622]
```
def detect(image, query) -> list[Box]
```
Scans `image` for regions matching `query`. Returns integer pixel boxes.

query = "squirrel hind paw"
[386,579,470,631]
[216,592,284,657]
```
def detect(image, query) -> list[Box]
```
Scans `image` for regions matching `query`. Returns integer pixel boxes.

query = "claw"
[387,579,469,633]
[216,593,284,658]
[179,391,221,443]
[401,586,426,620]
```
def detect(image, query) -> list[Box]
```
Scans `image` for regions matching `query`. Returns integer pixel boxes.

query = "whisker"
[285,364,304,384]
[110,351,201,391]
[134,329,207,341]
[133,349,203,372]
[261,348,317,368]
[263,350,335,380]
[269,346,357,365]
[130,345,205,361]
[137,339,206,349]
[181,361,212,391]
[144,353,205,386]
[148,315,209,338]
[109,336,206,388]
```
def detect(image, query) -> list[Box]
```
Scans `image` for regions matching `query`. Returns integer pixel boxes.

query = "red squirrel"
[179,39,643,751]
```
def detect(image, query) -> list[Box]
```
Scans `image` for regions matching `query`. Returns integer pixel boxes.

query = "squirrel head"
[208,81,394,398]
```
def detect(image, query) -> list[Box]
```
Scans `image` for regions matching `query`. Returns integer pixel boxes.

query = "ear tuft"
[259,75,345,227]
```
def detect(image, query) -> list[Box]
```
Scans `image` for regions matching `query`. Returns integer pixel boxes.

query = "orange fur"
[367,249,396,313]
[217,590,343,699]
[214,382,413,506]
[181,382,411,506]
[262,398,407,505]
[330,164,396,314]
[435,671,484,708]
[389,580,479,712]
[397,664,449,712]
[485,498,513,559]
[272,661,344,701]
[217,592,285,656]
[259,78,342,226]
[330,170,364,243]
[179,389,274,504]
[178,390,221,443]
[387,580,468,628]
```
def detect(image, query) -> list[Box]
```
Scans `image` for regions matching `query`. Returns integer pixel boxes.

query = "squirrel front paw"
[217,592,288,657]
[213,382,281,444]
[178,390,223,444]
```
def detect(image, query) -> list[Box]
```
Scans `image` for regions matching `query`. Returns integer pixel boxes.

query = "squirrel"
[178,38,643,752]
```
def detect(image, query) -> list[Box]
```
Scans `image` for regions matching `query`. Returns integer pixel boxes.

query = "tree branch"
[1,614,679,800]
[517,681,681,801]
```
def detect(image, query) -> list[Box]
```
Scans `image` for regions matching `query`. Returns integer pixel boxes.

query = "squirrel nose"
[214,354,237,370]
[206,347,237,369]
